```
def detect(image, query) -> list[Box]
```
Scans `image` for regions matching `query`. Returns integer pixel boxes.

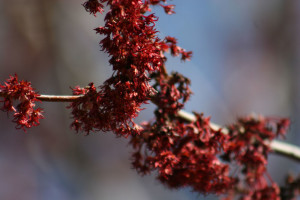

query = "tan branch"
[36,94,83,102]
[178,110,300,162]
[1,93,300,161]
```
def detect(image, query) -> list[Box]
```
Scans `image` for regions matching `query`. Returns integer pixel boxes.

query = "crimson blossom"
[0,74,43,131]
[69,0,191,137]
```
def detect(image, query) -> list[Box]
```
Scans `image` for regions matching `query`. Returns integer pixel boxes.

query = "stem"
[37,94,83,102]
[2,94,300,161]
[178,110,300,162]
[270,140,300,162]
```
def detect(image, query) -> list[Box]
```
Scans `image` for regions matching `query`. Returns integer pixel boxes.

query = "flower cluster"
[76,0,166,136]
[163,36,193,61]
[151,72,192,116]
[142,0,175,15]
[74,0,192,136]
[0,74,43,131]
[130,113,235,194]
[223,116,290,199]
[131,111,290,196]
[280,174,300,199]
[131,60,235,193]
[82,0,104,16]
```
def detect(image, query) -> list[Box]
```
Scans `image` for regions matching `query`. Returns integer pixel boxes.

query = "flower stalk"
[2,92,298,162]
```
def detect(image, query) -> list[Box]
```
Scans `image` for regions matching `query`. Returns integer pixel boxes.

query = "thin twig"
[2,93,300,161]
[37,94,83,102]
[178,110,300,162]
[0,93,83,102]
[270,140,300,162]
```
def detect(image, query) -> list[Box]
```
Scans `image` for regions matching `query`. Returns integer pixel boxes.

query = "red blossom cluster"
[130,113,235,194]
[280,174,300,199]
[0,74,43,131]
[77,0,165,136]
[131,112,290,196]
[163,36,193,61]
[83,0,104,16]
[223,116,290,199]
[151,72,192,115]
[142,0,175,15]
[70,0,192,136]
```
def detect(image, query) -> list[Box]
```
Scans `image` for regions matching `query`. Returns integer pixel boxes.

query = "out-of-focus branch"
[270,140,300,162]
[178,110,229,134]
[178,110,300,162]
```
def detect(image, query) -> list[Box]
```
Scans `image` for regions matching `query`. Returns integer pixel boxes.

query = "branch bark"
[178,110,300,162]
[36,94,83,102]
[2,94,300,161]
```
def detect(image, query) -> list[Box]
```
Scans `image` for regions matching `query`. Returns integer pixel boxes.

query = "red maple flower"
[160,4,175,15]
[0,74,43,131]
[223,115,290,199]
[82,0,104,16]
[130,113,235,194]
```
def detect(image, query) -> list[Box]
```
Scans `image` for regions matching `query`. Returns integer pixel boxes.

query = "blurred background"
[0,0,299,199]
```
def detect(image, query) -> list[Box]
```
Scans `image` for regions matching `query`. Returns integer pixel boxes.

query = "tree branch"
[36,94,83,102]
[270,140,300,162]
[178,110,300,162]
[2,93,300,161]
